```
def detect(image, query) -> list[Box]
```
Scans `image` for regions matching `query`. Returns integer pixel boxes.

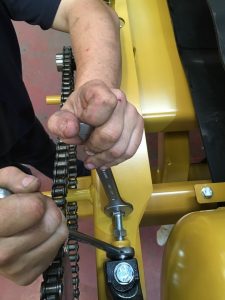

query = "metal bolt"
[119,17,125,28]
[201,186,213,199]
[56,53,63,72]
[114,262,134,285]
[113,212,127,241]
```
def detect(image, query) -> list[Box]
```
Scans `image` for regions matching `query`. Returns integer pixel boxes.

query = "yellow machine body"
[161,208,225,300]
[46,0,225,299]
[125,0,196,133]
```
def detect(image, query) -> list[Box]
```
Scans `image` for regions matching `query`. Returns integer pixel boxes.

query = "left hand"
[48,79,144,170]
[0,167,68,285]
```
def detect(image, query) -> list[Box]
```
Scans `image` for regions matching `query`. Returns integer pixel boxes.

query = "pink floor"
[0,22,165,300]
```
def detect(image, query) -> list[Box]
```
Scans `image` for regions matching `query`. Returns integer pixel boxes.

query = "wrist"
[75,71,121,90]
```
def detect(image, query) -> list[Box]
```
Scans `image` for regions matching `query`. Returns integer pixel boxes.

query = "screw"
[56,53,63,72]
[201,186,213,199]
[113,212,127,241]
[119,17,125,28]
[114,262,134,285]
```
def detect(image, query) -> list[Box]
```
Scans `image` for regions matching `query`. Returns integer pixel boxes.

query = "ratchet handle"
[97,168,133,217]
[97,168,121,201]
[68,230,134,260]
[79,123,133,217]
[79,122,93,141]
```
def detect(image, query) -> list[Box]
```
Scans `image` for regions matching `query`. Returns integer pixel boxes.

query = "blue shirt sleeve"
[1,0,61,29]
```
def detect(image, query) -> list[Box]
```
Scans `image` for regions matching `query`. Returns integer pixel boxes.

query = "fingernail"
[22,176,36,187]
[84,163,95,170]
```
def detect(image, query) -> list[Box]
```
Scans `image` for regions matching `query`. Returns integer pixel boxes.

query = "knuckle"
[82,87,93,103]
[125,147,137,160]
[88,129,121,152]
[47,224,68,253]
[0,166,17,176]
[58,224,69,243]
[53,206,64,225]
[84,81,117,106]
[0,166,18,186]
[25,194,46,221]
[106,92,118,107]
[109,147,124,159]
[0,249,13,266]
[100,128,121,145]
[44,201,64,233]
[124,151,134,160]
[82,80,102,99]
[117,89,126,101]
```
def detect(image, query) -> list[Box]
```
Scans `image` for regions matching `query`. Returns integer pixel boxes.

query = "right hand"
[0,167,68,285]
[48,80,144,170]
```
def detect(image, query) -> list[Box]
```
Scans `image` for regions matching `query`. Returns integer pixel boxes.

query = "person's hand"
[0,167,68,285]
[48,79,144,170]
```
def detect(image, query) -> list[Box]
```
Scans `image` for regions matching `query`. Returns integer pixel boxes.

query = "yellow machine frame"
[46,0,225,299]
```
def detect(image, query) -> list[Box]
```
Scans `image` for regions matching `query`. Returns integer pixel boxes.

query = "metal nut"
[201,186,213,199]
[114,262,134,285]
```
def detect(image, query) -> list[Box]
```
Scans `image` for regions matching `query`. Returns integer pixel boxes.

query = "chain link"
[40,47,79,300]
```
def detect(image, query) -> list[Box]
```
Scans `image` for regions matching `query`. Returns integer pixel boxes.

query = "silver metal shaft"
[97,168,133,240]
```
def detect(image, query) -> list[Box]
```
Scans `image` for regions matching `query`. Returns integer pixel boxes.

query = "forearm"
[49,1,144,170]
[53,0,121,89]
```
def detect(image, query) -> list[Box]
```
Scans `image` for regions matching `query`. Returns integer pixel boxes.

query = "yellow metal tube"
[46,95,60,105]
[141,181,217,226]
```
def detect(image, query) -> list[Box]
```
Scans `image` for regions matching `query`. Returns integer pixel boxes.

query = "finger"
[68,80,118,126]
[83,113,132,169]
[0,198,64,258]
[125,116,144,158]
[84,105,143,169]
[0,166,40,193]
[0,222,68,286]
[100,118,144,169]
[47,110,81,143]
[84,128,130,169]
[0,193,47,236]
[84,96,126,154]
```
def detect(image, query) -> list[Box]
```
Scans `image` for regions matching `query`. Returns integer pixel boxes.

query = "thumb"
[0,166,41,193]
[48,110,81,143]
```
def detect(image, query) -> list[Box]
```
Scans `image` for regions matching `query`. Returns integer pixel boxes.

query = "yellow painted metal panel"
[125,0,196,132]
[162,208,225,300]
[92,1,153,298]
[195,182,225,204]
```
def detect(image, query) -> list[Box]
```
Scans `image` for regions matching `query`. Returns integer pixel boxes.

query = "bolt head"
[114,262,134,285]
[201,186,213,199]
